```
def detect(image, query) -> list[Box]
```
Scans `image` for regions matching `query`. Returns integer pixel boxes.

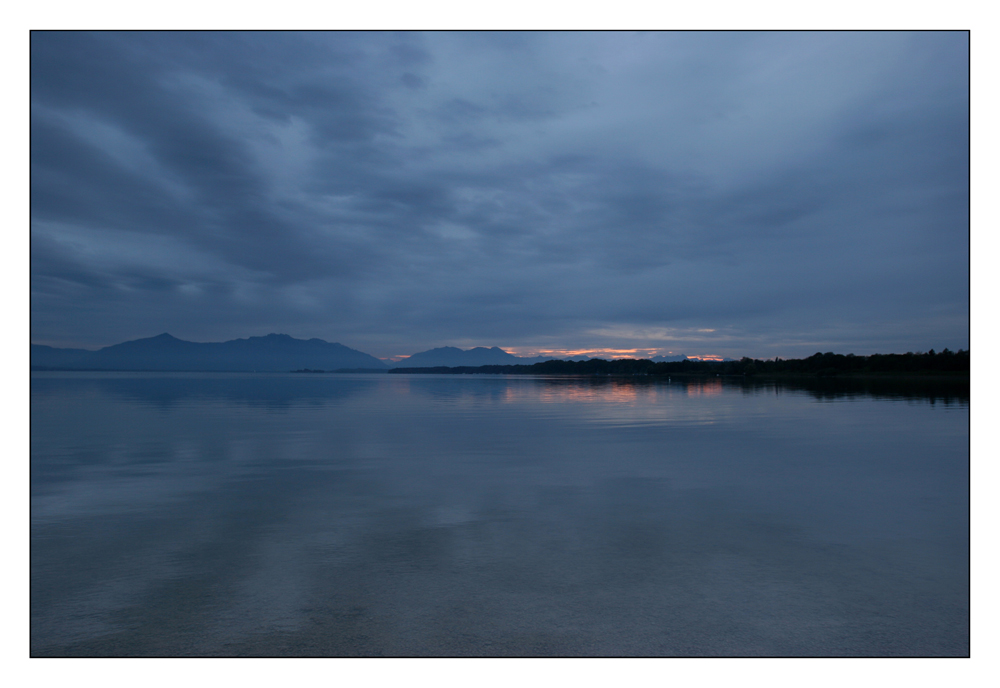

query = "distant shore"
[385,350,969,379]
[387,367,969,381]
[34,350,969,381]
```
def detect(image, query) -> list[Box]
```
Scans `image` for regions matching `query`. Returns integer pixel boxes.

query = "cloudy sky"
[30,31,968,360]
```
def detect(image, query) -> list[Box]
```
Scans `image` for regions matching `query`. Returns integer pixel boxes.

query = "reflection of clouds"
[215,536,313,636]
[490,378,724,428]
[31,372,968,655]
[31,371,382,411]
[31,466,223,525]
[501,379,653,405]
[684,378,723,396]
[428,505,477,528]
[538,380,643,404]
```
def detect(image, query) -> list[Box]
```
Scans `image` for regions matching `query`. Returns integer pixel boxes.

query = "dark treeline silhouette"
[389,349,969,378]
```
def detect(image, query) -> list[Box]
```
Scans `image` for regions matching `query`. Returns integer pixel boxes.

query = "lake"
[30,372,969,656]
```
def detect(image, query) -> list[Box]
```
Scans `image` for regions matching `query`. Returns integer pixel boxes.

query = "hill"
[389,346,524,368]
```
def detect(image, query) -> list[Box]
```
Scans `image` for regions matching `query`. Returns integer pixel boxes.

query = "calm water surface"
[30,372,969,656]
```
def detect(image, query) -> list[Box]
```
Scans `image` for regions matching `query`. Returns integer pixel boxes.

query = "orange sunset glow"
[378,348,730,365]
[685,378,723,396]
[500,379,660,405]
[502,348,725,361]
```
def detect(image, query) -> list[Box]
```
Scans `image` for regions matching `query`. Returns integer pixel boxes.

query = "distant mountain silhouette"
[30,345,97,369]
[389,346,523,368]
[31,333,388,371]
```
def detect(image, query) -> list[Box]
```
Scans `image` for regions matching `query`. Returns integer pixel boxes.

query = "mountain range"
[31,333,712,371]
[31,333,388,371]
[387,346,551,368]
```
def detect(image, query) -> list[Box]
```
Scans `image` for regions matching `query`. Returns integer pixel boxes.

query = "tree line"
[388,349,969,377]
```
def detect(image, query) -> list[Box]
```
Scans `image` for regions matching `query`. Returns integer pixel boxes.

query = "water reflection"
[503,378,652,405]
[684,378,724,396]
[30,371,969,409]
[31,372,968,656]
[29,371,381,410]
[732,376,968,406]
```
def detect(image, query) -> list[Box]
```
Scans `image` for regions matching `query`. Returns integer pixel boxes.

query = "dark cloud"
[31,31,969,358]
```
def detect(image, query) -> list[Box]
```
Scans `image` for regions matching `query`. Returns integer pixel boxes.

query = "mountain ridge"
[31,333,388,371]
[389,346,523,368]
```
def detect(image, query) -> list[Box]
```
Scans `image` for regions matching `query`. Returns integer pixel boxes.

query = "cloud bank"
[31,31,969,358]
